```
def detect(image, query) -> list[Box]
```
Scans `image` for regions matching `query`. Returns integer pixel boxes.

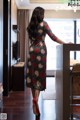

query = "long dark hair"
[27,7,44,41]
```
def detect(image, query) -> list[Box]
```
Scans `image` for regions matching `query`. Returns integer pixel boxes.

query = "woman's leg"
[31,89,36,114]
[31,89,40,115]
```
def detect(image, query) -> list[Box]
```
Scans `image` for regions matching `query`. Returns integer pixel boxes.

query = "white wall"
[0,0,3,83]
[11,0,18,65]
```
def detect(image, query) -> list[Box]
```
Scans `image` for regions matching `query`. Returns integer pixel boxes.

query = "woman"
[26,6,66,120]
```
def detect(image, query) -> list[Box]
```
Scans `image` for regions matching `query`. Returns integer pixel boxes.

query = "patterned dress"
[26,21,58,91]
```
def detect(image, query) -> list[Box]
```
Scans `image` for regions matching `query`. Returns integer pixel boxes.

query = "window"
[76,20,80,60]
[45,19,74,71]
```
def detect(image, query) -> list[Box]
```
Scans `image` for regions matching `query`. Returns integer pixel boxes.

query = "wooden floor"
[2,87,56,120]
[1,77,80,120]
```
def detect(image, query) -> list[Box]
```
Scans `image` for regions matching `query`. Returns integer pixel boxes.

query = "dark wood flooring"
[1,87,56,120]
[1,78,80,120]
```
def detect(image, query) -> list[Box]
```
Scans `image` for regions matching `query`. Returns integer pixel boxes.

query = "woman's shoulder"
[39,21,47,26]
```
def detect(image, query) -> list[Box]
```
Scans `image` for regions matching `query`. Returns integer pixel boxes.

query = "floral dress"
[26,21,58,91]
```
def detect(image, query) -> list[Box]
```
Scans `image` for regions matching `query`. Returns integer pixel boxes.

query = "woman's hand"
[68,42,74,44]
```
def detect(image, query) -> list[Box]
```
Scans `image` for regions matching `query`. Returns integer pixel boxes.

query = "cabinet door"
[12,63,25,91]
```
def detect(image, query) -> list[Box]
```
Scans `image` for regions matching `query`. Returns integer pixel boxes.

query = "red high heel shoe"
[33,98,40,116]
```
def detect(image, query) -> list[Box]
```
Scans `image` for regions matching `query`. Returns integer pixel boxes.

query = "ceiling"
[15,0,80,10]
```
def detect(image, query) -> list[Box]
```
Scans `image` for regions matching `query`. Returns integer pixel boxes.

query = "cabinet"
[56,44,80,120]
[12,62,25,91]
